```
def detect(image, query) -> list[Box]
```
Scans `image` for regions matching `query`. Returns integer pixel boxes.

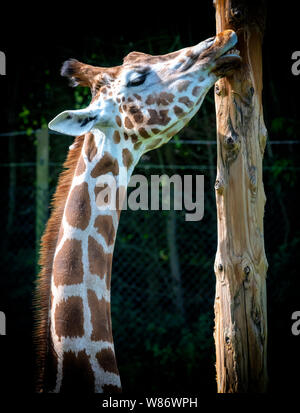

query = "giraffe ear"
[61,59,104,90]
[48,106,100,136]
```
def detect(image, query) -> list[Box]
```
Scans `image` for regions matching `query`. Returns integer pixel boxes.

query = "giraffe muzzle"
[210,30,242,76]
[179,30,241,77]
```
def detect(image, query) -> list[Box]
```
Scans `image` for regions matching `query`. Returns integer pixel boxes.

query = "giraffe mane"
[33,134,85,392]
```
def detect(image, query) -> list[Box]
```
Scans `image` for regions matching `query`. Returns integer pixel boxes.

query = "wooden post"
[36,128,49,265]
[213,0,268,392]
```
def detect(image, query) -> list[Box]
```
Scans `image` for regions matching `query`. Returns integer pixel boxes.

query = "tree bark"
[213,0,268,392]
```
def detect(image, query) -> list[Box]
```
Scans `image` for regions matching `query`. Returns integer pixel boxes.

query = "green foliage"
[73,87,90,109]
[271,116,300,139]
[270,158,297,186]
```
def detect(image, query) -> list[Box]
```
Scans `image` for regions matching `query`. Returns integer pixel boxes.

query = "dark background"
[0,0,299,402]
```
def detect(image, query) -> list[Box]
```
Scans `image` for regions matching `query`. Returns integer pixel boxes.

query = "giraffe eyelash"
[126,67,151,88]
[126,73,148,88]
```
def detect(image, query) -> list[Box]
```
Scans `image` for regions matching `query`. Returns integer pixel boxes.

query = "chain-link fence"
[1,130,299,392]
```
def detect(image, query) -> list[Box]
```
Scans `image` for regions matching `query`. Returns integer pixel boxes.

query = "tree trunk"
[213,0,268,392]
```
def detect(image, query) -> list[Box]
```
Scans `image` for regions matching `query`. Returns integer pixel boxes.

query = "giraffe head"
[49,29,241,151]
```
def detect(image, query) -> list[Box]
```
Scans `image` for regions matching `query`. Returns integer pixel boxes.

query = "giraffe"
[34,29,241,393]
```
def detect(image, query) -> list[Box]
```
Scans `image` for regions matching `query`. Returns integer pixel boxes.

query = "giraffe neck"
[45,128,140,393]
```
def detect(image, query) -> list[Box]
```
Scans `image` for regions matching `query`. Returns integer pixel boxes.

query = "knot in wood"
[214,179,224,195]
[218,263,223,271]
[231,8,243,20]
[215,83,222,96]
[224,133,239,150]
[243,265,251,288]
[225,136,234,146]
[229,7,244,27]
[244,265,250,275]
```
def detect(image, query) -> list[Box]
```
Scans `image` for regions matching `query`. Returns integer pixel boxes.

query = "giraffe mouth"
[210,30,242,76]
[212,48,242,76]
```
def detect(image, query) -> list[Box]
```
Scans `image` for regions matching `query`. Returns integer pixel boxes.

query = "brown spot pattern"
[131,134,138,143]
[156,92,174,105]
[65,182,91,230]
[84,132,97,161]
[122,148,133,169]
[138,127,150,139]
[177,80,191,92]
[88,236,111,279]
[174,105,184,117]
[192,86,201,97]
[179,96,193,108]
[113,130,121,144]
[129,106,144,123]
[96,348,119,375]
[53,238,84,286]
[124,117,133,129]
[145,95,155,105]
[55,296,84,339]
[94,215,115,246]
[87,289,112,342]
[147,109,170,126]
[115,116,122,127]
[91,152,119,178]
[60,350,95,393]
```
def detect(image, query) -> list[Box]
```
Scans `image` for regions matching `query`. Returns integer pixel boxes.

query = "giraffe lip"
[218,46,241,60]
[212,53,242,76]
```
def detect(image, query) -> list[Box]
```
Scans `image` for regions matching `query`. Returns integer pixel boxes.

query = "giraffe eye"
[127,72,148,87]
